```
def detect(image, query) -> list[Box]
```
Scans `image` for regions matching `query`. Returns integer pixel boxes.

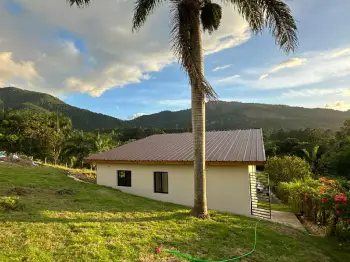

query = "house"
[87,129,266,216]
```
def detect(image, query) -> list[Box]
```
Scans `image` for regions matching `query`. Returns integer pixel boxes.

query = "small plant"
[0,196,23,212]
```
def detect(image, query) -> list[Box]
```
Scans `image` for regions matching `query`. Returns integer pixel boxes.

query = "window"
[154,172,168,194]
[117,170,131,187]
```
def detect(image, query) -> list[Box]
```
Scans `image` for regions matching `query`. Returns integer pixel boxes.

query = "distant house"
[87,129,266,216]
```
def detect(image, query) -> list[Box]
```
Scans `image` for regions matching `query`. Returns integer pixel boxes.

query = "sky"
[1,0,350,120]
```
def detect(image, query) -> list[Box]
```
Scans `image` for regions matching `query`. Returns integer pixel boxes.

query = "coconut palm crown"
[67,0,298,218]
[68,0,297,100]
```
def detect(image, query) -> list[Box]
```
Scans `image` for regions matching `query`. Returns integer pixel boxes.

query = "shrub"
[277,177,350,241]
[265,156,311,186]
[0,196,23,212]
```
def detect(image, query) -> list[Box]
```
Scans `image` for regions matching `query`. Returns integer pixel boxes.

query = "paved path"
[271,210,304,230]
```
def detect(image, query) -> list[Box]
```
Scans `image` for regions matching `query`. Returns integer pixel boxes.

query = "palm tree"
[302,145,319,174]
[67,0,298,218]
[63,130,93,168]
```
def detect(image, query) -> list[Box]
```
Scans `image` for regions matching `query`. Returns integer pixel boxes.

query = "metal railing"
[249,172,271,219]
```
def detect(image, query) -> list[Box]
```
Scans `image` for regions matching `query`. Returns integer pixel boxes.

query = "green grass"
[0,166,349,262]
[43,163,95,174]
[258,201,294,213]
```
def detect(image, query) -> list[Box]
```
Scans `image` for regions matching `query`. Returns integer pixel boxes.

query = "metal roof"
[88,129,266,163]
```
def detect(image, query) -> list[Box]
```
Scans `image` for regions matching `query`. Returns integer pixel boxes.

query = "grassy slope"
[0,166,348,262]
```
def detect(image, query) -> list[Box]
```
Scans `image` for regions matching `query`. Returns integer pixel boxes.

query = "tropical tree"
[67,0,298,218]
[50,113,72,165]
[264,156,311,187]
[302,145,319,174]
[62,131,94,168]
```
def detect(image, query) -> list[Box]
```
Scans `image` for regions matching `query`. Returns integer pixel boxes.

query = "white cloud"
[128,112,147,120]
[0,0,250,96]
[281,88,350,98]
[204,31,250,55]
[213,64,232,72]
[159,99,191,106]
[62,41,80,56]
[271,58,307,73]
[0,52,38,86]
[216,74,240,84]
[217,47,350,90]
[343,89,350,96]
[331,48,350,58]
[259,58,306,80]
[325,101,350,111]
[259,74,269,80]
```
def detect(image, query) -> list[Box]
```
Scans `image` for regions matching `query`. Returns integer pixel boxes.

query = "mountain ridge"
[0,87,126,131]
[1,86,349,131]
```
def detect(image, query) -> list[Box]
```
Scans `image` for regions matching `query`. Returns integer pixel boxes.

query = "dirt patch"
[0,156,38,167]
[67,171,96,184]
[7,187,32,196]
[269,223,304,238]
[297,215,327,236]
[56,189,77,195]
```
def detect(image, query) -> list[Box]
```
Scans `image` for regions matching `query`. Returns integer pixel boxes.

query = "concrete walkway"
[271,210,304,230]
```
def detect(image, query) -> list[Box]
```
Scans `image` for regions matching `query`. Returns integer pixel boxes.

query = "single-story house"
[87,129,266,216]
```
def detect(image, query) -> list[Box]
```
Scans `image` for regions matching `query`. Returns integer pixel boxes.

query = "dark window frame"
[154,171,168,194]
[117,170,132,187]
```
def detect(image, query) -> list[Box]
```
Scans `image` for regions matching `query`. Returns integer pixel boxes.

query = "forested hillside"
[1,87,350,131]
[0,87,125,131]
[131,101,350,130]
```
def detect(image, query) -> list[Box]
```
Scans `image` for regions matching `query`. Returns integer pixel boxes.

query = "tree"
[93,131,119,153]
[62,131,94,168]
[302,145,319,174]
[68,0,297,218]
[50,113,72,165]
[265,156,311,187]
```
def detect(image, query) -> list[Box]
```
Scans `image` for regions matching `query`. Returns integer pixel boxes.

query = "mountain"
[130,101,350,131]
[0,87,126,131]
[1,87,350,131]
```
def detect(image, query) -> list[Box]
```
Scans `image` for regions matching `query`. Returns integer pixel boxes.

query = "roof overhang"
[86,159,266,166]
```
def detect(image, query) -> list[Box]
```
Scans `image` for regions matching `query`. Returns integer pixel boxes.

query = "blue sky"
[1,0,350,120]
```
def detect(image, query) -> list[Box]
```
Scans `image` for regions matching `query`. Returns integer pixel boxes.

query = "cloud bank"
[0,0,250,96]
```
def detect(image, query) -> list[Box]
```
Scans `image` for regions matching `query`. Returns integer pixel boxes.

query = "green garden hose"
[156,219,261,262]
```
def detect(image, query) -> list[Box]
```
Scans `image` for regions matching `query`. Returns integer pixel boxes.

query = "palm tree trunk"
[190,2,209,219]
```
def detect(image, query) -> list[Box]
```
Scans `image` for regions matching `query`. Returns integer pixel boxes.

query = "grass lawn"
[0,166,349,262]
[258,201,294,213]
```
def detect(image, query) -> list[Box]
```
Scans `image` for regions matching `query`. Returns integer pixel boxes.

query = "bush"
[265,156,311,186]
[277,177,350,241]
[0,196,23,212]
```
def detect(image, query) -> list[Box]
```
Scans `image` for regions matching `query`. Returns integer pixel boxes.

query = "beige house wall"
[96,163,252,216]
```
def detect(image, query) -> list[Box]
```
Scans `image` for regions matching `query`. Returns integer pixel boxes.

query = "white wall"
[96,163,252,216]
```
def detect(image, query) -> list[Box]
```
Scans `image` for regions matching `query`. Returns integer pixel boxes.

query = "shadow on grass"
[0,210,190,223]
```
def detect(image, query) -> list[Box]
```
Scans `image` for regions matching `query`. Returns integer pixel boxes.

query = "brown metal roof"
[88,129,266,164]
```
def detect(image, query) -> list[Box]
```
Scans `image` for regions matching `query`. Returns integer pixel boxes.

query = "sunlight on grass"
[0,165,349,262]
[43,163,95,174]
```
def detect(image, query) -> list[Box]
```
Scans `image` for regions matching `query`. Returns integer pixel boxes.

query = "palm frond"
[170,0,217,100]
[132,0,166,32]
[312,145,319,160]
[222,0,264,33]
[223,0,298,52]
[67,0,91,7]
[258,0,298,52]
[302,148,311,161]
[201,2,222,34]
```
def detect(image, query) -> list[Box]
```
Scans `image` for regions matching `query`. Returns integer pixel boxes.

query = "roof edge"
[86,159,266,166]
